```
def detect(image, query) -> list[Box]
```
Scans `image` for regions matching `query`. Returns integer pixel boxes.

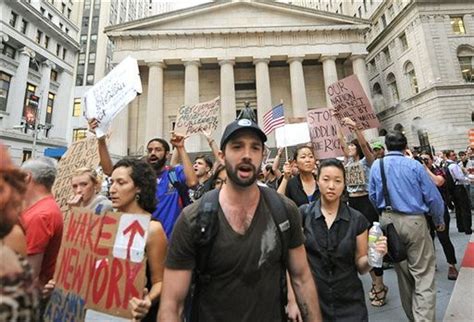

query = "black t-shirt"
[166,192,304,322]
[301,200,370,321]
[285,174,320,207]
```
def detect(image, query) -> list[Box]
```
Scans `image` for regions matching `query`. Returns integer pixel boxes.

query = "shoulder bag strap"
[380,158,392,211]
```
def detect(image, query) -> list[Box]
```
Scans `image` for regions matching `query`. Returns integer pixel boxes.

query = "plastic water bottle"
[368,222,383,268]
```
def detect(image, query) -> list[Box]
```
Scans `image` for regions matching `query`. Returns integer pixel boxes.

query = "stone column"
[145,61,165,145]
[351,54,378,140]
[183,59,201,152]
[219,58,236,135]
[253,58,273,143]
[287,56,308,118]
[7,47,33,127]
[320,54,339,106]
[37,61,54,125]
[49,69,74,141]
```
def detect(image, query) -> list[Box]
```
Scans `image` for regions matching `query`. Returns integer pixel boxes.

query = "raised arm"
[342,117,375,166]
[169,147,180,167]
[170,133,198,188]
[287,245,322,322]
[272,148,284,178]
[277,161,292,195]
[203,130,220,162]
[88,118,113,176]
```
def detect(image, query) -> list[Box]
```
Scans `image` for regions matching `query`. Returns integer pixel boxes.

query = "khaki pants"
[381,211,436,322]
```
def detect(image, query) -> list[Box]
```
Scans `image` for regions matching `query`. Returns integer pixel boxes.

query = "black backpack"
[185,186,292,322]
[443,164,457,200]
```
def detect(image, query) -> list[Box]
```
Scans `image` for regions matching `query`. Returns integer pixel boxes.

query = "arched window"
[404,61,419,94]
[457,45,474,82]
[372,83,385,112]
[386,73,399,104]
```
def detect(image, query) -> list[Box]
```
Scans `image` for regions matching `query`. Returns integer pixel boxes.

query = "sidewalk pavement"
[363,212,472,321]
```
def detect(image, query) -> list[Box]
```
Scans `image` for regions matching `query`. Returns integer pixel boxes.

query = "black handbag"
[380,158,408,263]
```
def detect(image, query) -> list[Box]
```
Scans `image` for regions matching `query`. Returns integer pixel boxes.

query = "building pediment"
[106,0,369,36]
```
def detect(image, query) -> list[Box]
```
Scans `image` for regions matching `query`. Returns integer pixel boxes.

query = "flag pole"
[280,98,289,162]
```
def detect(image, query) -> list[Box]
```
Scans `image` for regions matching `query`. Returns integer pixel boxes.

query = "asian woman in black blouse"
[278,145,320,206]
[300,159,387,321]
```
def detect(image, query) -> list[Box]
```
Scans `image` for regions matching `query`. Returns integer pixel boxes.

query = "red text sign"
[44,209,150,321]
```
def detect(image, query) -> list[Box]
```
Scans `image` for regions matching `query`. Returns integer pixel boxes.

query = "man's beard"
[149,157,167,174]
[225,160,258,188]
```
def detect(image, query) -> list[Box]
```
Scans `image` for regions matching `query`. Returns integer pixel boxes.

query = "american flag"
[262,104,285,135]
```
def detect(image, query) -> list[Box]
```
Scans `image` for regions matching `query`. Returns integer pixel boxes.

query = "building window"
[67,8,72,19]
[399,33,408,51]
[9,11,18,27]
[61,2,66,13]
[21,19,28,34]
[73,128,88,141]
[363,0,367,12]
[388,5,394,17]
[56,44,61,56]
[36,30,43,44]
[386,73,399,104]
[75,74,84,86]
[86,74,94,85]
[358,6,362,17]
[44,35,50,49]
[62,48,67,60]
[404,62,419,94]
[73,98,81,116]
[383,47,391,64]
[65,28,69,35]
[339,3,342,14]
[0,72,12,112]
[451,17,466,35]
[48,13,53,20]
[40,7,46,15]
[46,92,55,124]
[59,22,63,30]
[368,59,376,72]
[50,70,58,82]
[89,52,96,64]
[381,14,387,28]
[23,83,37,123]
[457,46,474,82]
[78,53,85,64]
[2,43,16,59]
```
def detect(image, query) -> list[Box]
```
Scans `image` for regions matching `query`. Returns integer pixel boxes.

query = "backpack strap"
[187,189,220,322]
[259,186,291,320]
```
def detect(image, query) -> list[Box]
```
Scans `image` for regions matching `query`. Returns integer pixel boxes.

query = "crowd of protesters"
[1,114,472,322]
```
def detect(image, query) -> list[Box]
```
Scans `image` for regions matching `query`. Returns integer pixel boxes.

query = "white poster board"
[84,56,142,138]
[275,123,311,148]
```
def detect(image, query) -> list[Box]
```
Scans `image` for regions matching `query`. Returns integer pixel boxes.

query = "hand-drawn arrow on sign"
[122,220,145,260]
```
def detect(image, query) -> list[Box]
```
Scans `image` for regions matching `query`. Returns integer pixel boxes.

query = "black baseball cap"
[220,118,267,150]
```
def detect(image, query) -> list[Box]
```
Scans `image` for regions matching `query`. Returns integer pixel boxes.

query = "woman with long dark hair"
[278,145,319,206]
[300,159,387,321]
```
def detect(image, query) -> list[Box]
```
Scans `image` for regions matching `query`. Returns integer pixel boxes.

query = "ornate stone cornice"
[287,56,304,64]
[319,54,339,63]
[218,58,235,66]
[253,58,270,65]
[182,59,201,67]
[146,60,166,68]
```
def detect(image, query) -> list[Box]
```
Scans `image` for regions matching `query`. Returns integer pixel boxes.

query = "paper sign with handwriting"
[307,108,344,159]
[84,56,142,138]
[174,97,220,136]
[327,74,380,135]
[43,209,150,321]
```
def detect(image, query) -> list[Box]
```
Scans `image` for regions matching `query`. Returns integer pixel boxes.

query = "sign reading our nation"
[327,74,380,135]
[174,97,220,137]
[53,137,100,216]
[43,209,150,322]
[307,108,344,159]
[84,56,142,138]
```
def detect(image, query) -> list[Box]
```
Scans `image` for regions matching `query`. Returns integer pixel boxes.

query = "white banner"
[84,56,142,138]
[275,123,311,148]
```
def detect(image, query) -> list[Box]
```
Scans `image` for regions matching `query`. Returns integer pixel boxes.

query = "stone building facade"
[106,0,375,155]
[0,0,80,164]
[365,0,474,151]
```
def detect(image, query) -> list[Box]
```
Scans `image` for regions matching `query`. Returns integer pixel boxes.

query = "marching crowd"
[1,114,473,322]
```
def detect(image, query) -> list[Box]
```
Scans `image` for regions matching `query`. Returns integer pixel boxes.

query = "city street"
[364,212,473,321]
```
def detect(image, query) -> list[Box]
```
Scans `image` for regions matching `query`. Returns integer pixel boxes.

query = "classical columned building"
[106,0,373,155]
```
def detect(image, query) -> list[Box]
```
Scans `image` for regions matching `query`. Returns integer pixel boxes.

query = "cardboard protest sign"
[469,129,474,148]
[53,137,100,216]
[346,163,366,187]
[327,74,380,135]
[84,56,142,138]
[44,209,150,321]
[174,97,220,137]
[307,108,344,159]
[275,123,311,148]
